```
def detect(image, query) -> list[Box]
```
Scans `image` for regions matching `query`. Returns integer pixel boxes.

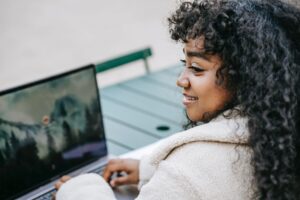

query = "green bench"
[95,47,152,74]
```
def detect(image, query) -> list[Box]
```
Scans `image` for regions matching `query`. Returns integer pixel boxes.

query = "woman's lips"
[182,94,199,106]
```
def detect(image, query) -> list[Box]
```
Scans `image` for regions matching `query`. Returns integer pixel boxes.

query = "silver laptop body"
[0,65,135,200]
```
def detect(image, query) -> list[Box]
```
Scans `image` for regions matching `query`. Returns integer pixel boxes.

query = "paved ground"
[0,0,182,90]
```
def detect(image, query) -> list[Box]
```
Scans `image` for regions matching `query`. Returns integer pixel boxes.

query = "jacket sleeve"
[138,155,156,189]
[55,173,117,200]
[135,142,253,200]
[136,159,201,200]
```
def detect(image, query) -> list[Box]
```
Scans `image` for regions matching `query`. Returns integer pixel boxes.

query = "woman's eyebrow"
[183,48,209,61]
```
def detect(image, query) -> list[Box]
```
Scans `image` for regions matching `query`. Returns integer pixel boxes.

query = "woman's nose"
[176,71,190,88]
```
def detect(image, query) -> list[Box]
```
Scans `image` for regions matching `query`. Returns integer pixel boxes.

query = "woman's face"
[177,38,231,122]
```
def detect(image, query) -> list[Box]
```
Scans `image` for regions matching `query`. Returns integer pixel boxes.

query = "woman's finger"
[102,160,127,181]
[102,165,118,182]
[54,181,63,190]
[60,175,71,183]
[110,175,130,187]
[51,191,57,200]
[54,176,72,191]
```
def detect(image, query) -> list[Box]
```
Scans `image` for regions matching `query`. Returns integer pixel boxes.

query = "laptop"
[0,64,138,200]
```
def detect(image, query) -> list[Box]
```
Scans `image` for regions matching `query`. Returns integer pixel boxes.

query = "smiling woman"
[177,38,232,122]
[54,0,300,200]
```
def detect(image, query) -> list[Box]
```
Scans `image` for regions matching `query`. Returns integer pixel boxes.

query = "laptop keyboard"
[33,165,105,200]
[33,189,56,200]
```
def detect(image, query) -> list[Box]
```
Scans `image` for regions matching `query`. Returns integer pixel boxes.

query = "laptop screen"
[0,65,107,199]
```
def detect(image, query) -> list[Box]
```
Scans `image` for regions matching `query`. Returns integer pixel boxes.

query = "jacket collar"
[148,112,249,165]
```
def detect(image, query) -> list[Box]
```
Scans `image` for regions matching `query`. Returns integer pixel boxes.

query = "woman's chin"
[186,110,217,123]
[186,112,203,122]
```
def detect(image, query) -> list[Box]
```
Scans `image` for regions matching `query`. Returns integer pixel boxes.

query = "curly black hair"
[168,0,300,199]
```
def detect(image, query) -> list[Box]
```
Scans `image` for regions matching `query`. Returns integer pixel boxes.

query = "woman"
[55,0,300,199]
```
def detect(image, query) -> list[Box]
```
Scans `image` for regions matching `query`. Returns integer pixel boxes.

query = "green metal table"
[100,64,186,155]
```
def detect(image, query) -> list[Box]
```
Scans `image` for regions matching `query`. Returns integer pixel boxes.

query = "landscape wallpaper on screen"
[0,68,106,199]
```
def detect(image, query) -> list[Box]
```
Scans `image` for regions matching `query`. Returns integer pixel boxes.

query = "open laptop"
[0,64,138,200]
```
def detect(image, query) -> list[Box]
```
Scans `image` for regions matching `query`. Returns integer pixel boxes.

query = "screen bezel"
[0,64,108,199]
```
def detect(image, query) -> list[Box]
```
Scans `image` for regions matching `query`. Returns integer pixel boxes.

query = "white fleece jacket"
[56,114,256,200]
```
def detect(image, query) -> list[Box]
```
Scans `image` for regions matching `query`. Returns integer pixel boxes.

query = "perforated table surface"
[101,64,186,155]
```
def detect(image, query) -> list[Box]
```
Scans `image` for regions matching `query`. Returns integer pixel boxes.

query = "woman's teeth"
[183,94,199,104]
[186,96,198,101]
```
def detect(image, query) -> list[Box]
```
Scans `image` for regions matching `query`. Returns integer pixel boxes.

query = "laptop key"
[33,189,56,200]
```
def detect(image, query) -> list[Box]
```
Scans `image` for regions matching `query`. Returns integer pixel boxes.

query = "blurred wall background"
[0,0,182,90]
[1,0,298,91]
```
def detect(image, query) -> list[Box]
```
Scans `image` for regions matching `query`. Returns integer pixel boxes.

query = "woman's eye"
[189,67,204,73]
[189,63,204,73]
[180,60,204,73]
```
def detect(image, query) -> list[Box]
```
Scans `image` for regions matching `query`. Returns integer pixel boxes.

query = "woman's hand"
[102,158,139,187]
[53,175,72,199]
[54,175,72,190]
